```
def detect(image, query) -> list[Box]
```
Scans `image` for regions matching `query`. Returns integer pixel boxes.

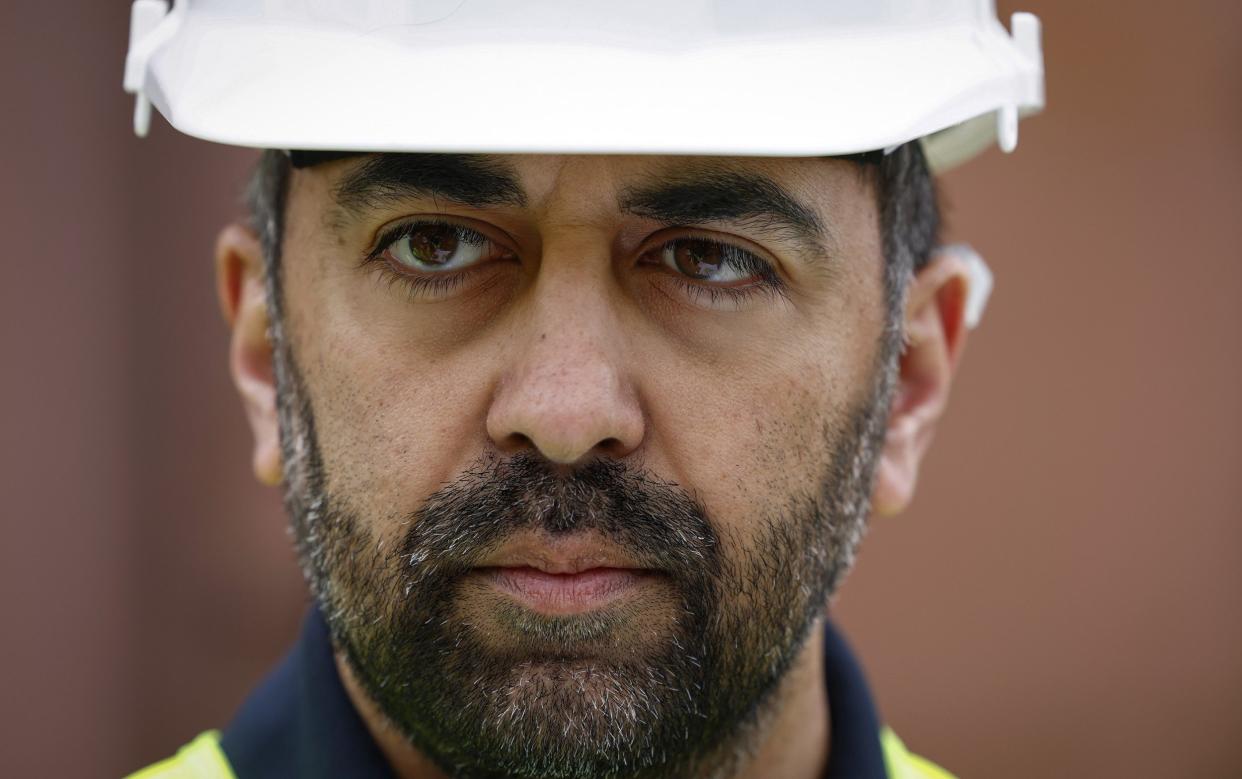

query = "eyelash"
[646,237,788,306]
[361,219,787,305]
[361,218,501,300]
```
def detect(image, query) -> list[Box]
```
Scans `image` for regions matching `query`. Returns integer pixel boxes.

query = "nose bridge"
[523,266,622,407]
[487,241,644,465]
[530,241,615,353]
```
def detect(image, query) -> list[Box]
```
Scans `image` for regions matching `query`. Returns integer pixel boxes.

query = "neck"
[337,621,830,779]
[336,657,451,779]
[725,622,830,779]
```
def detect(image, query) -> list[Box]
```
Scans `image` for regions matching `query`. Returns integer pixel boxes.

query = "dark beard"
[274,338,893,779]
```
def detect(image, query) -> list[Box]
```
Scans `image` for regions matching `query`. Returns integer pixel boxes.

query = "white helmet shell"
[124,0,1044,171]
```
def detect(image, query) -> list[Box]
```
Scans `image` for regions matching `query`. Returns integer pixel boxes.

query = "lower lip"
[479,566,653,615]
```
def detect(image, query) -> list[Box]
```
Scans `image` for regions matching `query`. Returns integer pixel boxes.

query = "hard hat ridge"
[124,0,1044,172]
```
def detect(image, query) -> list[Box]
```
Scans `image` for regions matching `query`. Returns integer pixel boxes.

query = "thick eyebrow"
[332,153,527,215]
[618,168,833,257]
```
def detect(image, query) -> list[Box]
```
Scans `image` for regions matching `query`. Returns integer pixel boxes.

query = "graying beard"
[269,324,897,779]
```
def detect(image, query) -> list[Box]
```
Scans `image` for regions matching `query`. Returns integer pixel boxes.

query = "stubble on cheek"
[280,198,491,537]
[289,362,497,573]
[720,360,884,619]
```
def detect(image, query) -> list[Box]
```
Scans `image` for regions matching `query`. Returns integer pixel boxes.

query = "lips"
[479,566,652,614]
[473,533,660,615]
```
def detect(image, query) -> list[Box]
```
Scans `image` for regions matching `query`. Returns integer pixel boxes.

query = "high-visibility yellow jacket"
[126,611,954,779]
[129,728,953,779]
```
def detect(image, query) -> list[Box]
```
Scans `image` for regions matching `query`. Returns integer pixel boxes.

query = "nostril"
[498,431,536,454]
[486,376,646,463]
[498,432,625,459]
[595,437,626,456]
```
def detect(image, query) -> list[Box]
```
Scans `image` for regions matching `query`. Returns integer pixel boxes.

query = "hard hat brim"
[135,11,1043,172]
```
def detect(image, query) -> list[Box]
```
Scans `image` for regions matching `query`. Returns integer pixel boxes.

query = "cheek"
[643,346,861,556]
[306,346,478,524]
[282,252,497,540]
[641,283,885,555]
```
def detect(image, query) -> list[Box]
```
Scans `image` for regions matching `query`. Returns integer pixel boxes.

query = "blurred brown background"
[1,1,1238,776]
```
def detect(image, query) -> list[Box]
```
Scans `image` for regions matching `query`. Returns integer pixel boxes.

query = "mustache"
[393,453,722,585]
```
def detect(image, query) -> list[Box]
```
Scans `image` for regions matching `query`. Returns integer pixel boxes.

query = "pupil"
[674,241,722,278]
[410,227,458,265]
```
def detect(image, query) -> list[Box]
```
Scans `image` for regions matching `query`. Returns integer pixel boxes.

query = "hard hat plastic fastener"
[997,105,1019,153]
[124,0,171,137]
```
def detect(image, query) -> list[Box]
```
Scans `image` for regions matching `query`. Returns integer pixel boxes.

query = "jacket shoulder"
[128,724,947,779]
[125,731,237,779]
[880,727,956,779]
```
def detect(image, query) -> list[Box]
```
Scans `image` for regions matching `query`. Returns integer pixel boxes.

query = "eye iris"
[673,240,723,279]
[407,226,459,266]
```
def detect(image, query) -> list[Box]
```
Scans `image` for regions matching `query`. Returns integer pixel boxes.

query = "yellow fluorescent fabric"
[124,731,237,779]
[881,726,957,779]
[127,727,954,779]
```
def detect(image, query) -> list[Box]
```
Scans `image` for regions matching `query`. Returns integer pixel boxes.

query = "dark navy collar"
[220,608,394,779]
[221,608,888,779]
[820,615,890,779]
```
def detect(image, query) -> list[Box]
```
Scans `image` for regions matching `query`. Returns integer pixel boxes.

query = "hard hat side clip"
[124,0,171,138]
[997,105,1019,153]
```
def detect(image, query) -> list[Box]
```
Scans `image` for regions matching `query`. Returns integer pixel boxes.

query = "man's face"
[273,154,893,778]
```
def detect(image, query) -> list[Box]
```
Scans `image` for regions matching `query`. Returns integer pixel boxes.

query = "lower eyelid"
[373,257,525,303]
[374,265,474,300]
[665,275,778,307]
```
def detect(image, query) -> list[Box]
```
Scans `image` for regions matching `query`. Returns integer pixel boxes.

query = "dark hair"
[245,146,939,329]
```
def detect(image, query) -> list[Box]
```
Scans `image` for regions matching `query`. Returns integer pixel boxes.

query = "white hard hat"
[123,0,1044,171]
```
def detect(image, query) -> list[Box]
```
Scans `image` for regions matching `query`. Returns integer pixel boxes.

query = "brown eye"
[671,239,723,279]
[407,225,459,266]
[383,222,491,272]
[657,238,761,285]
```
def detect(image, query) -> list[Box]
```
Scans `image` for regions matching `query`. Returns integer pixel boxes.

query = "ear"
[871,249,973,517]
[216,223,282,487]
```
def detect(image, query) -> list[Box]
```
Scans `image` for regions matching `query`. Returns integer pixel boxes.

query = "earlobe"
[871,250,972,517]
[216,223,283,487]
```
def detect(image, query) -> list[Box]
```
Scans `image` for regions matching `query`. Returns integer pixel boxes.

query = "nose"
[486,273,644,466]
